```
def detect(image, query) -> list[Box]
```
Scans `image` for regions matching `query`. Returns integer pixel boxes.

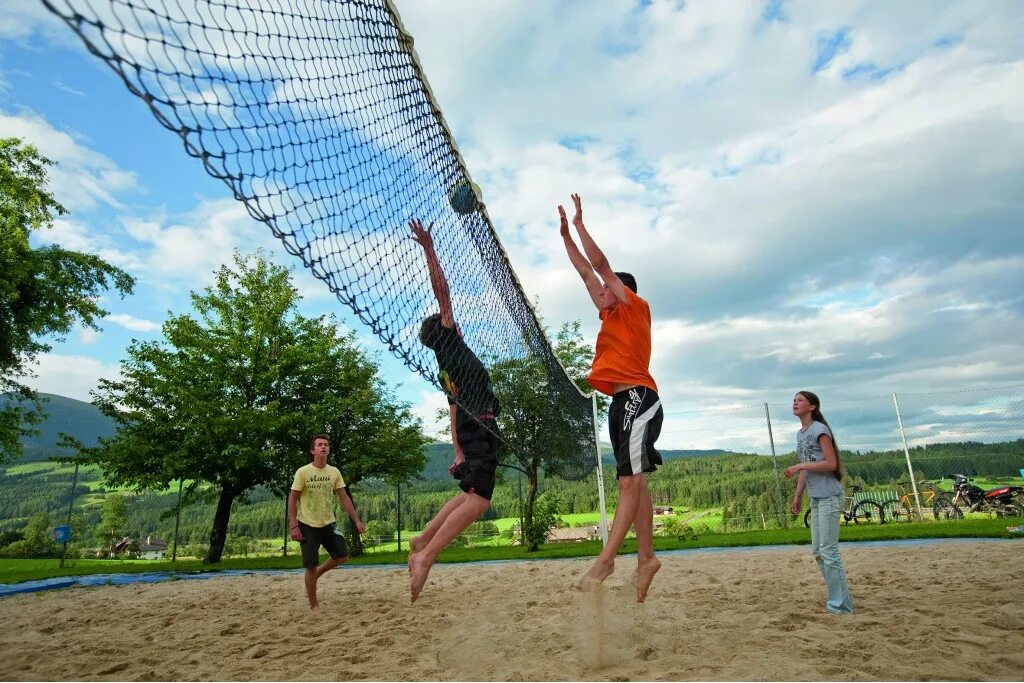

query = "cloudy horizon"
[2,0,1022,450]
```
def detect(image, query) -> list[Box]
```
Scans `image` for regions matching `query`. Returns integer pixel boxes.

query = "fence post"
[593,393,609,545]
[396,483,401,553]
[59,462,80,569]
[171,479,183,562]
[892,393,924,519]
[764,403,788,528]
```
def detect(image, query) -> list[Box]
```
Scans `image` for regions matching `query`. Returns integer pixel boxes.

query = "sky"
[2,0,1023,453]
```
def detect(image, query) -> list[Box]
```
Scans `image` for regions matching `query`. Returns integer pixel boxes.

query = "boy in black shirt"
[407,218,500,603]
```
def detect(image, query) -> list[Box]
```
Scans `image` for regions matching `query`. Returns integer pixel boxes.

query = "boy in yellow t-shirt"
[288,434,365,611]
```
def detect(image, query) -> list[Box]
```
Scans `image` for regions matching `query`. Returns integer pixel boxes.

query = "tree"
[521,492,558,549]
[95,494,129,557]
[489,318,598,551]
[553,320,609,416]
[75,252,426,563]
[0,138,135,464]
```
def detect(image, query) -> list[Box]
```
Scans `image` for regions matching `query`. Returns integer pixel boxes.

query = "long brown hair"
[798,390,843,482]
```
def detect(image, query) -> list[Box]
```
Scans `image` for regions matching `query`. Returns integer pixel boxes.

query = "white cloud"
[0,110,137,211]
[76,327,100,346]
[19,354,121,402]
[5,0,1023,434]
[106,314,160,333]
[409,387,449,441]
[0,0,68,41]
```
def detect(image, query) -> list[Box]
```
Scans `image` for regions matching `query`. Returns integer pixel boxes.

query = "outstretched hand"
[558,205,570,238]
[571,193,584,230]
[409,218,434,249]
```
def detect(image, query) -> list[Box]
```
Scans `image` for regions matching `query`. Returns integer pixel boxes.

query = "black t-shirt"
[429,325,498,428]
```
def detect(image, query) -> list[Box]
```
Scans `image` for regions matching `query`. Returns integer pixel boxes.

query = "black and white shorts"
[608,386,663,478]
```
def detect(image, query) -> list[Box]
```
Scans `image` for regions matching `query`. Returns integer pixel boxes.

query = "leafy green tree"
[75,252,426,563]
[94,494,129,557]
[521,493,558,549]
[489,318,598,551]
[0,138,135,463]
[1,512,58,558]
[553,320,608,415]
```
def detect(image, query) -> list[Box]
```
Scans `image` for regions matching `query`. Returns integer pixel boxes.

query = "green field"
[2,518,1019,585]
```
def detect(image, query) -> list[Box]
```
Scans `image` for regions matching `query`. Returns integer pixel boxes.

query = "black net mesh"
[42,0,596,480]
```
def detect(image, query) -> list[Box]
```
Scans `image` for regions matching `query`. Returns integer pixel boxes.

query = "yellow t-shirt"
[291,463,345,528]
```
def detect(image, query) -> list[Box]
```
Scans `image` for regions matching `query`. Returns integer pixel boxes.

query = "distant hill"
[417,441,738,483]
[6,393,738,475]
[7,393,116,462]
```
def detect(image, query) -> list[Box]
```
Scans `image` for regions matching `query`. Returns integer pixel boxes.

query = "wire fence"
[2,386,1022,561]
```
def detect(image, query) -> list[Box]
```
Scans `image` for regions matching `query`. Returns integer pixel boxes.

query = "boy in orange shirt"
[559,194,664,603]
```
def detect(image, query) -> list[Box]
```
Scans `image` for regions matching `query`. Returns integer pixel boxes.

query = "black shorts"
[297,521,349,568]
[452,417,500,500]
[609,386,663,478]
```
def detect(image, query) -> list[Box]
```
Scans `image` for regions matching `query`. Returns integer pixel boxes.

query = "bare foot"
[409,555,433,603]
[407,537,424,573]
[310,603,320,612]
[577,558,614,589]
[635,556,661,603]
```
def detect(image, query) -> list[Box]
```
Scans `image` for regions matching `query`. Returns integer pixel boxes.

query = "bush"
[523,493,559,551]
[1,539,56,558]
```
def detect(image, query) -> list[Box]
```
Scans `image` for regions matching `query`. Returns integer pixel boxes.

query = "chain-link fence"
[2,386,1022,562]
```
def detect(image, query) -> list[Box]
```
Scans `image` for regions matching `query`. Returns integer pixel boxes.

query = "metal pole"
[593,394,609,545]
[893,393,923,519]
[764,403,787,528]
[59,462,80,569]
[171,479,183,562]
[396,483,402,552]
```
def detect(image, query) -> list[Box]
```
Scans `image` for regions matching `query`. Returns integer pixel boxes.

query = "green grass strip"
[1,518,1018,584]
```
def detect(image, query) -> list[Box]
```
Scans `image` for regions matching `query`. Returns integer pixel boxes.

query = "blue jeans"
[809,494,854,614]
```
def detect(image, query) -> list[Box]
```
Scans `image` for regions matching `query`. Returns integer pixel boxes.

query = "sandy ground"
[1,541,1022,681]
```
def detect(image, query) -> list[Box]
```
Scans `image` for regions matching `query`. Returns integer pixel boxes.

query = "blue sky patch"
[813,27,852,73]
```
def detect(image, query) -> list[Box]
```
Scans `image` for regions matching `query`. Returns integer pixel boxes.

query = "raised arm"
[559,204,604,309]
[570,194,628,304]
[410,219,455,328]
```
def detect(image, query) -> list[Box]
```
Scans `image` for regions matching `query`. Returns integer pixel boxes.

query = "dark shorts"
[609,386,663,478]
[452,417,500,500]
[297,521,349,568]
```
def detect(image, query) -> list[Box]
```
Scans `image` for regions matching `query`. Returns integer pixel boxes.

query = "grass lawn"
[2,517,1018,585]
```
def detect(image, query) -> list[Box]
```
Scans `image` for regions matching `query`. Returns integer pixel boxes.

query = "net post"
[592,393,609,545]
[892,393,923,519]
[764,402,787,528]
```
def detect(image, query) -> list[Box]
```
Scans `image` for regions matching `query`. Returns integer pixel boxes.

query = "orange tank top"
[587,288,658,396]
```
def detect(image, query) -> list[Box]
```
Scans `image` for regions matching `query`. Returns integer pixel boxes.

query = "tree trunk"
[347,518,364,557]
[344,486,364,557]
[205,486,238,563]
[524,469,539,552]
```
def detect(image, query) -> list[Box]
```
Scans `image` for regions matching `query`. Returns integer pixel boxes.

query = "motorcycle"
[937,474,1024,519]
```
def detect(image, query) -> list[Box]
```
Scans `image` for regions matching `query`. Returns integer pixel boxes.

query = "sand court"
[1,540,1021,681]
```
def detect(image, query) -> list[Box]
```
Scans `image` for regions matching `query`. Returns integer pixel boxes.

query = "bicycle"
[881,480,952,522]
[803,484,885,527]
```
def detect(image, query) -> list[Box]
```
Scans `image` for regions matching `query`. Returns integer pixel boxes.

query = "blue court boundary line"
[1,537,1019,598]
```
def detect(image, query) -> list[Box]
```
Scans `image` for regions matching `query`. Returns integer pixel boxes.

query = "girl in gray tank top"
[783,391,854,614]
